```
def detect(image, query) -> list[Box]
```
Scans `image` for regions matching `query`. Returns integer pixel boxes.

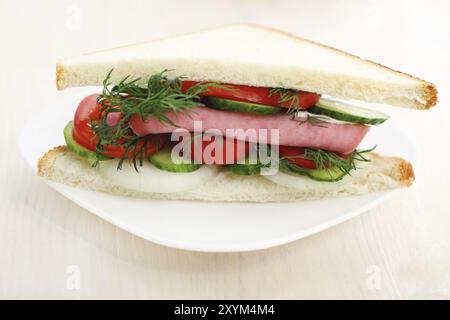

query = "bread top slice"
[57,24,437,110]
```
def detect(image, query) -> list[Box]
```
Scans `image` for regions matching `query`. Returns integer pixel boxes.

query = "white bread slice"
[57,24,437,110]
[38,146,414,202]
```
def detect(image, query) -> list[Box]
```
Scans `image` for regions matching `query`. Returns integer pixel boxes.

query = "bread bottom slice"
[38,146,414,202]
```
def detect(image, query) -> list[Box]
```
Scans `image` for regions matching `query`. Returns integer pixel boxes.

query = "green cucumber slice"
[305,166,348,182]
[150,147,201,173]
[64,121,110,161]
[308,98,389,125]
[281,160,348,182]
[203,97,283,115]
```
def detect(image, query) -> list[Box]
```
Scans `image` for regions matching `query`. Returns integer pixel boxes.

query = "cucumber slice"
[64,121,110,161]
[227,159,263,176]
[150,147,201,173]
[305,166,348,182]
[281,160,347,182]
[308,98,389,125]
[203,97,283,115]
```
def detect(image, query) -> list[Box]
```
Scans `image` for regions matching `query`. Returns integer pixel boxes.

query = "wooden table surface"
[1,0,449,299]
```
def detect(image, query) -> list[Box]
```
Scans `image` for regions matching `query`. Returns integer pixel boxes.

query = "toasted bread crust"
[56,64,63,90]
[369,152,415,186]
[423,83,438,109]
[398,160,415,186]
[38,146,69,177]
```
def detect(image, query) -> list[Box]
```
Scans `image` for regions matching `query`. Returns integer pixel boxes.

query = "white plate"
[20,89,420,252]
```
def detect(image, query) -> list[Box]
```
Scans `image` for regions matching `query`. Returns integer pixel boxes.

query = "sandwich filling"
[65,70,389,185]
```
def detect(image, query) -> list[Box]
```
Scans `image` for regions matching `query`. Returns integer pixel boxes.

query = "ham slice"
[130,107,369,154]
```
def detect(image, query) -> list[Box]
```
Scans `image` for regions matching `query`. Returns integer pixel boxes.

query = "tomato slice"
[72,94,101,150]
[189,134,249,164]
[279,146,318,169]
[181,81,319,109]
[72,94,166,159]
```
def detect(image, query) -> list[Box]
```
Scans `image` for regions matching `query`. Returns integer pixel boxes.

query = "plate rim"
[44,180,396,252]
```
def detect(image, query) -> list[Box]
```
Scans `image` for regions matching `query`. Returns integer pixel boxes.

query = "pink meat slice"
[130,107,369,154]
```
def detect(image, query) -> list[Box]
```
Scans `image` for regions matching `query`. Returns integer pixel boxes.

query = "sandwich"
[38,24,437,202]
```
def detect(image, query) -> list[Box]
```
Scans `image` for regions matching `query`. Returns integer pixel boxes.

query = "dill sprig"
[91,69,226,168]
[269,87,301,114]
[116,134,167,171]
[280,146,376,177]
[99,68,221,127]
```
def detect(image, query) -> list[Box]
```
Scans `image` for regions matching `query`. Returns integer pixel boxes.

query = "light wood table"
[1,0,449,299]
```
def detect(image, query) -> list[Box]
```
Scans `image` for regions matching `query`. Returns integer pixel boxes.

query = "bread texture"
[38,146,414,202]
[56,24,437,110]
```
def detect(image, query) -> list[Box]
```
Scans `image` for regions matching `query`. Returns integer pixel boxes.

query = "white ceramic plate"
[20,89,420,252]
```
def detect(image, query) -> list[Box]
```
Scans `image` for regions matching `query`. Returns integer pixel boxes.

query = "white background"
[0,0,449,298]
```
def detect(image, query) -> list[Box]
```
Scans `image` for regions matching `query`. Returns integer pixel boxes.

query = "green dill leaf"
[269,87,301,113]
[281,146,376,177]
[91,70,230,168]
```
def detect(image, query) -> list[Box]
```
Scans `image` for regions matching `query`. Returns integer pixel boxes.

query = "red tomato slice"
[72,94,101,150]
[279,146,318,169]
[72,94,166,159]
[189,134,249,164]
[181,81,319,109]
